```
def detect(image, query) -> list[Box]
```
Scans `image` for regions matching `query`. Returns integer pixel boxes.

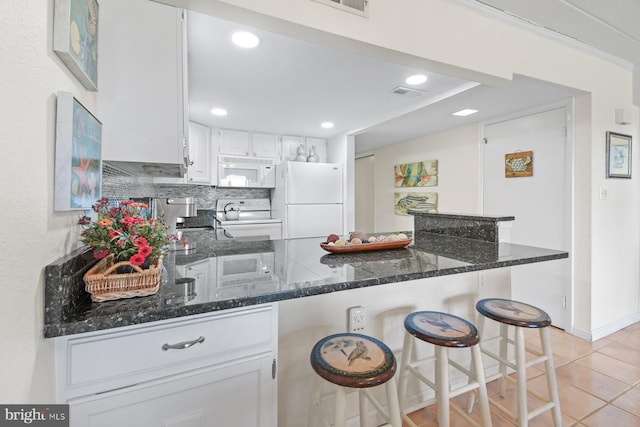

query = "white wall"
[326,133,355,234]
[572,94,594,333]
[360,124,481,232]
[0,2,93,402]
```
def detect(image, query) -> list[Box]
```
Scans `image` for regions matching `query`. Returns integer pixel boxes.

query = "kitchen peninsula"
[44,213,568,426]
[44,213,566,337]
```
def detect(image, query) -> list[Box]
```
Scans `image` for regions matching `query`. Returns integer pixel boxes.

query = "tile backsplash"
[102,164,270,210]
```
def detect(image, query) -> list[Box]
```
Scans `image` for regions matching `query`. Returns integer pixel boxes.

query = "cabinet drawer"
[57,305,275,397]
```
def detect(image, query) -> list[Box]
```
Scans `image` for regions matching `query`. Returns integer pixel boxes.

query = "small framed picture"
[53,0,99,90]
[54,91,102,211]
[606,131,632,179]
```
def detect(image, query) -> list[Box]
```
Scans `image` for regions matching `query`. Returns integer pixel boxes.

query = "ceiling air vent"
[312,0,369,17]
[391,86,427,97]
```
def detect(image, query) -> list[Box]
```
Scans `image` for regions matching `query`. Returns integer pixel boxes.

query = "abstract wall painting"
[54,91,102,211]
[505,150,533,177]
[394,160,438,187]
[53,0,99,90]
[394,192,438,216]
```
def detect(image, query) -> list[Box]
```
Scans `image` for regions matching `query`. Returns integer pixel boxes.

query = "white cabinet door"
[305,137,327,163]
[70,355,277,427]
[98,0,186,173]
[281,135,305,162]
[187,122,211,184]
[219,130,251,156]
[252,133,281,159]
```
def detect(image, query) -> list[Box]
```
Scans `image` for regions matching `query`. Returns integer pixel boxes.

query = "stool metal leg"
[515,327,528,427]
[435,345,450,427]
[540,327,562,426]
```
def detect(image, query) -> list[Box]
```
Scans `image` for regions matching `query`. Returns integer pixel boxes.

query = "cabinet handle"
[161,336,205,351]
[272,358,277,379]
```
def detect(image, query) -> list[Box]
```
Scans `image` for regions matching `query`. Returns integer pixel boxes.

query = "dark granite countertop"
[44,228,568,338]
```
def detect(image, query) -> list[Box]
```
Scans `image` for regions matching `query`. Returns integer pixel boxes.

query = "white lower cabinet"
[69,354,275,427]
[55,305,278,427]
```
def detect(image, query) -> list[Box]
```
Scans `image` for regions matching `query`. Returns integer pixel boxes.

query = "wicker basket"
[83,254,163,302]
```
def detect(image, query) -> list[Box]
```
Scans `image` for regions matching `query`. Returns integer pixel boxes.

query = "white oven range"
[215,198,282,240]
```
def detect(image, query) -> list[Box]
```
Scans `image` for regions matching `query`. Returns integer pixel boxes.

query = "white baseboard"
[570,312,640,341]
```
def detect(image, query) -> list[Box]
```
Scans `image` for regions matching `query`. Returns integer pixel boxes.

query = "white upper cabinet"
[219,130,251,156]
[218,130,280,159]
[98,0,187,177]
[252,133,281,158]
[280,136,327,163]
[187,122,213,184]
[305,137,327,163]
[281,136,305,162]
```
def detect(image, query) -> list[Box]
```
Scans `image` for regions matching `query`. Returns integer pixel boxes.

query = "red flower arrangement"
[78,198,170,267]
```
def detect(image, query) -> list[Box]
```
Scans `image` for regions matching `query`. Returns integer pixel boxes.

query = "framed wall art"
[55,91,102,211]
[53,0,99,90]
[394,160,438,187]
[606,131,632,179]
[505,150,533,177]
[394,192,438,215]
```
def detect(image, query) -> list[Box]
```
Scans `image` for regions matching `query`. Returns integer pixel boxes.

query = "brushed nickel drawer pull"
[162,336,205,351]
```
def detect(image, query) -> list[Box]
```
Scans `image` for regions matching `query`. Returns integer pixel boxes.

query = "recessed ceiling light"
[405,74,427,85]
[211,108,228,116]
[231,31,260,48]
[452,109,478,117]
[321,122,334,129]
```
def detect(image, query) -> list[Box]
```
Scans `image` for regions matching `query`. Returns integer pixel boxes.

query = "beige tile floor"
[403,321,640,426]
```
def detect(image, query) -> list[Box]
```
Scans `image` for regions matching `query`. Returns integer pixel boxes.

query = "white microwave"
[218,156,276,188]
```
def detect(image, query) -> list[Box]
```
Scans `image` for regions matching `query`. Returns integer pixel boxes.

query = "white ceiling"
[186,2,637,154]
[459,0,640,66]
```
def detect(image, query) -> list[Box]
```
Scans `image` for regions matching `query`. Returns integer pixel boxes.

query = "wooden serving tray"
[320,238,412,253]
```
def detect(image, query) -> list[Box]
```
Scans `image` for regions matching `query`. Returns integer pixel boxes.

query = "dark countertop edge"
[43,250,568,339]
[409,211,515,222]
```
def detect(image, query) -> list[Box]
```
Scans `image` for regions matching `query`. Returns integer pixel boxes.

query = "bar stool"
[310,332,402,427]
[475,298,561,427]
[397,311,492,427]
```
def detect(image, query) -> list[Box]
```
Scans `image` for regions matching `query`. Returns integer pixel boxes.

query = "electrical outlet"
[348,306,366,333]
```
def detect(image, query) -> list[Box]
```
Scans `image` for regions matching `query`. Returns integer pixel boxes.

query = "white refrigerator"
[271,161,343,239]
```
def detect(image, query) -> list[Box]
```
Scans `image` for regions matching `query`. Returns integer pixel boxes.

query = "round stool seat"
[476,298,551,328]
[404,311,479,348]
[310,333,396,388]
